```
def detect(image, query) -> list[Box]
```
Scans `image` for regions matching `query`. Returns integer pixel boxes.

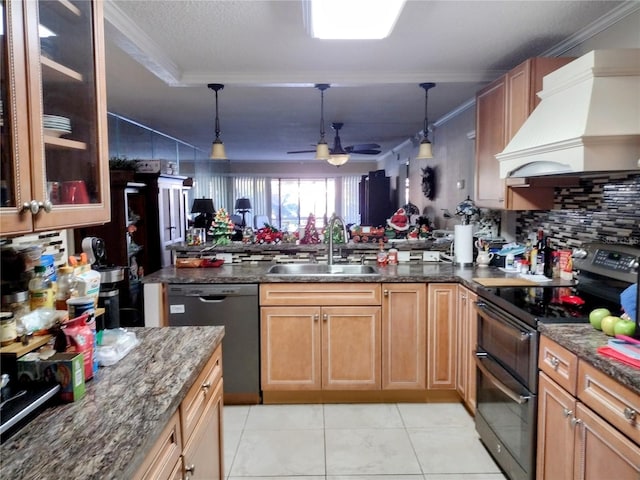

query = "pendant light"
[416,82,436,160]
[208,83,227,160]
[327,122,350,166]
[315,84,330,160]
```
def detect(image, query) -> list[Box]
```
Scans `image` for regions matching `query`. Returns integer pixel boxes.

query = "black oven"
[474,242,638,480]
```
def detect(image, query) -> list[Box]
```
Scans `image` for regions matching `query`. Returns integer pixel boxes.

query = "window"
[271,179,336,232]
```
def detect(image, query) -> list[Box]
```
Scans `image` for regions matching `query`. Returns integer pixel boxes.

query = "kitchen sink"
[266,264,379,276]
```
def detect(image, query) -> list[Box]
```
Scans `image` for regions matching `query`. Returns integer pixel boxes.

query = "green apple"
[589,308,611,330]
[601,315,622,336]
[613,318,637,337]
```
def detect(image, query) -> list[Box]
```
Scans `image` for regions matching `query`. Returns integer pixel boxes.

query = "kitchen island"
[0,326,224,480]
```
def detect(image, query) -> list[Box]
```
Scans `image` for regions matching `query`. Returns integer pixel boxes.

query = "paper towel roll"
[454,224,473,265]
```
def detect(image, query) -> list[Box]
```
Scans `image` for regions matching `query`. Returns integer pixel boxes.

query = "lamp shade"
[327,154,350,166]
[416,140,433,159]
[315,142,330,160]
[210,140,226,160]
[235,198,252,211]
[191,198,215,214]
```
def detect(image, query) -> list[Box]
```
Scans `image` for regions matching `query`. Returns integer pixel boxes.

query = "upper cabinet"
[474,57,575,210]
[0,0,110,236]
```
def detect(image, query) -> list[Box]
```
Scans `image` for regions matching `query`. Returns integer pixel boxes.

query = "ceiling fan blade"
[287,149,316,154]
[346,143,381,151]
[350,149,381,155]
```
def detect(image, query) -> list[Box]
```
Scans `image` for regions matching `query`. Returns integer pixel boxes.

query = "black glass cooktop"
[479,285,626,327]
[0,382,60,443]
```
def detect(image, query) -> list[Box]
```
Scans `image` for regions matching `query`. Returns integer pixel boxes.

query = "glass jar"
[0,312,17,346]
[56,266,78,310]
[1,290,30,321]
[29,265,54,310]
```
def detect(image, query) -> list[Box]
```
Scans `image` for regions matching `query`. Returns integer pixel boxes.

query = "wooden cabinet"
[537,336,640,480]
[1,0,110,236]
[135,345,224,480]
[381,283,426,390]
[474,57,574,210]
[359,170,391,227]
[135,173,189,271]
[456,285,477,413]
[427,283,457,389]
[260,283,381,394]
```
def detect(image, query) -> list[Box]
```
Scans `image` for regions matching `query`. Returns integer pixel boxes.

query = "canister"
[0,312,17,346]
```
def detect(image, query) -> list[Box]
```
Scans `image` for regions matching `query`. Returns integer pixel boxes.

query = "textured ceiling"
[103,0,636,163]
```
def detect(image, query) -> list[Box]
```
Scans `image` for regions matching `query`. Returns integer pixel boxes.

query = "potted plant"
[109,156,138,183]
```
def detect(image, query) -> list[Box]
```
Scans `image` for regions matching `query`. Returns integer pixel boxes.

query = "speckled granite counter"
[0,326,224,480]
[538,324,640,395]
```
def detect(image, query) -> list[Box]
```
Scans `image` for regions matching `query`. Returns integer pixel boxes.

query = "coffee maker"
[82,237,124,330]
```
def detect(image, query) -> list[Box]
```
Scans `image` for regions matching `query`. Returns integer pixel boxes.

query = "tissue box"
[18,353,86,402]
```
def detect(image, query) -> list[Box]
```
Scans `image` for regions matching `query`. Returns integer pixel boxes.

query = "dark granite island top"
[0,326,224,480]
[538,324,640,396]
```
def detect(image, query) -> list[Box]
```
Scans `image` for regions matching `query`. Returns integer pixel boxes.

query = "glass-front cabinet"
[0,0,109,236]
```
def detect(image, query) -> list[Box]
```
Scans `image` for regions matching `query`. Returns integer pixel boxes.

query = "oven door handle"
[475,353,531,405]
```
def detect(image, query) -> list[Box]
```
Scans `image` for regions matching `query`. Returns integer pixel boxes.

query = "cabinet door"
[159,180,186,267]
[427,284,458,389]
[182,379,224,480]
[536,372,576,480]
[23,0,110,231]
[466,290,478,412]
[456,286,477,411]
[322,306,381,390]
[474,76,506,209]
[261,306,321,390]
[575,403,640,480]
[382,283,426,390]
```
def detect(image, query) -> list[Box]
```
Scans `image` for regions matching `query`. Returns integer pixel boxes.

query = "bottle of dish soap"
[388,243,398,265]
[376,240,388,266]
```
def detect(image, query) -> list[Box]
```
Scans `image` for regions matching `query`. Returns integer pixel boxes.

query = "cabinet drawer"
[539,335,578,395]
[180,345,222,444]
[578,360,640,445]
[133,411,182,480]
[260,283,381,306]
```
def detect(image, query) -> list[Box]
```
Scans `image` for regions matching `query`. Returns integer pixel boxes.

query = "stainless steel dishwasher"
[167,283,260,404]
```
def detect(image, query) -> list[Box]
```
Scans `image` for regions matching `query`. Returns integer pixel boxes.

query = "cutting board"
[473,277,539,287]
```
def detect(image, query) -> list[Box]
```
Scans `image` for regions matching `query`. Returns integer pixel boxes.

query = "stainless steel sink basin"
[267,264,379,276]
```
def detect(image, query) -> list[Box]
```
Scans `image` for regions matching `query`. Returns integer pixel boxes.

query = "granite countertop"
[0,326,225,480]
[538,324,640,395]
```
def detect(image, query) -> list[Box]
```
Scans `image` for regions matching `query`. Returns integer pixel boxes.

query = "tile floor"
[223,402,506,480]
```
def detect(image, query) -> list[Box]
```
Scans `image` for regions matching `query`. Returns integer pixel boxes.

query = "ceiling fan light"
[308,0,406,40]
[316,142,330,160]
[210,140,227,160]
[327,154,350,166]
[416,140,433,160]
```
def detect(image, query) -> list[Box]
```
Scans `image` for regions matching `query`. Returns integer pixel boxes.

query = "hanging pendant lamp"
[208,83,227,160]
[416,82,436,160]
[315,84,330,160]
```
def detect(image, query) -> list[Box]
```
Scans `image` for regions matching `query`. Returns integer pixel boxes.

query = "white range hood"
[497,49,640,178]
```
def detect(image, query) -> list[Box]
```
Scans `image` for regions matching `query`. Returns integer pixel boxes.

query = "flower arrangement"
[455,196,479,225]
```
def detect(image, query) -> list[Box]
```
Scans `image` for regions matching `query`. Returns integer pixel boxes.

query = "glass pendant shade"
[327,154,350,166]
[416,140,433,159]
[315,141,330,160]
[210,140,226,160]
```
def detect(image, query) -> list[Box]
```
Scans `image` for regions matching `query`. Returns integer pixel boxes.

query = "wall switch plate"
[423,251,441,262]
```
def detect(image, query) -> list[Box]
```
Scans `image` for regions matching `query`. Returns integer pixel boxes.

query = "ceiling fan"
[287,122,381,157]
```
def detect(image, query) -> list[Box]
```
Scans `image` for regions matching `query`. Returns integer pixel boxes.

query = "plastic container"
[29,265,54,310]
[55,266,78,310]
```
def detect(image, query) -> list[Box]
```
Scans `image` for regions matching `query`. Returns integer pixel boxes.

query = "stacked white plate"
[43,114,71,137]
[0,100,4,127]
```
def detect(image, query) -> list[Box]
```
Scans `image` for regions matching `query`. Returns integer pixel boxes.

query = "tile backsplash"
[517,173,640,248]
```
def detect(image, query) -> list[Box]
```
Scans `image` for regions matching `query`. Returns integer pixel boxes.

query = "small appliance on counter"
[82,237,125,330]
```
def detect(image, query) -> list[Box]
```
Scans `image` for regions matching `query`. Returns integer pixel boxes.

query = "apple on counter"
[589,308,611,330]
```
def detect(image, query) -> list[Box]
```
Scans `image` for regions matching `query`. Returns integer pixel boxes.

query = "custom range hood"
[497,49,640,178]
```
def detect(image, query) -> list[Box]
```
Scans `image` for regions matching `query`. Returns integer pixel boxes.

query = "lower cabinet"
[537,336,640,480]
[455,285,477,413]
[427,283,458,390]
[134,345,224,480]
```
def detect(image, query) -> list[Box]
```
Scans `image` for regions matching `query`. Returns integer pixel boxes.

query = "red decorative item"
[300,213,321,244]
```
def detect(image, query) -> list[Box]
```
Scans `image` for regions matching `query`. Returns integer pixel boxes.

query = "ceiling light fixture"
[315,84,330,160]
[208,83,227,160]
[327,122,350,167]
[308,0,406,40]
[416,82,436,160]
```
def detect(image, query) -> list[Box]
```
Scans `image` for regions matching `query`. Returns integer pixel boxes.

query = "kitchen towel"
[454,224,473,265]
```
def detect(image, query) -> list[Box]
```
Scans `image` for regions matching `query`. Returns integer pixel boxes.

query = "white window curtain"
[340,176,361,226]
[232,176,269,229]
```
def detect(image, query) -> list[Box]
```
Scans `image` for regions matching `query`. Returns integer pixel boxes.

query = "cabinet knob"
[185,463,195,474]
[570,417,582,427]
[201,381,211,393]
[314,313,319,321]
[323,313,328,321]
[22,201,40,215]
[41,200,53,213]
[549,356,560,369]
[623,407,637,422]
[562,408,573,418]
[384,289,389,297]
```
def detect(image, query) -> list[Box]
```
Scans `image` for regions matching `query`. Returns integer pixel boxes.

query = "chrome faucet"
[328,213,349,265]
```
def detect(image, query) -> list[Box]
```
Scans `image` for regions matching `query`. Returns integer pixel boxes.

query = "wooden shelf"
[44,135,87,150]
[41,56,83,83]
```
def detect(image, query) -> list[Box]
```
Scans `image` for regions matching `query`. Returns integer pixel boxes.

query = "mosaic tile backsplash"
[517,173,640,248]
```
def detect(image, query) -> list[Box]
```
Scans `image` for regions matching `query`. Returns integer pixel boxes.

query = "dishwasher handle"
[197,296,229,303]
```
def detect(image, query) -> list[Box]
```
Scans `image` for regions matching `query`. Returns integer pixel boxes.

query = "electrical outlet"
[423,251,441,262]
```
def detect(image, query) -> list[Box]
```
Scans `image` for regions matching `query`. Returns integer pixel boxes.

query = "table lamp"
[235,198,252,228]
[191,198,215,230]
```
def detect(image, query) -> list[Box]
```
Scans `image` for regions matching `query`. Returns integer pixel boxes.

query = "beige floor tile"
[230,428,325,476]
[244,403,324,430]
[228,478,325,480]
[408,427,501,474]
[325,428,422,475]
[324,403,404,429]
[398,402,474,429]
[328,476,424,480]
[223,427,242,477]
[424,475,507,480]
[223,405,250,430]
